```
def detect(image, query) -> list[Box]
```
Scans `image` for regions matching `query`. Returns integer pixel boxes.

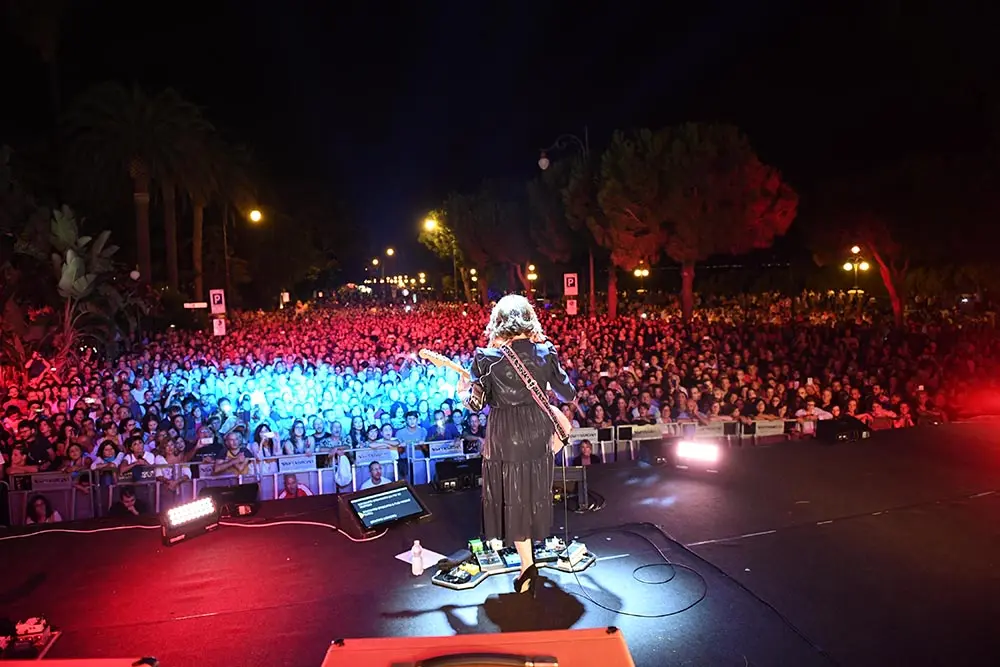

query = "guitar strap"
[499,343,570,444]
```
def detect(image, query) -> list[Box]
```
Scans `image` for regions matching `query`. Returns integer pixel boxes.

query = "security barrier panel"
[6,420,801,525]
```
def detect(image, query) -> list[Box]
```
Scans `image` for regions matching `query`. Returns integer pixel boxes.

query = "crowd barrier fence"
[5,418,801,526]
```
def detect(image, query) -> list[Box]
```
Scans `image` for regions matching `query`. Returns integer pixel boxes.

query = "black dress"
[470,338,576,543]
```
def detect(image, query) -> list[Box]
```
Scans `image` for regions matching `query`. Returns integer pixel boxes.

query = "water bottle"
[411,540,424,576]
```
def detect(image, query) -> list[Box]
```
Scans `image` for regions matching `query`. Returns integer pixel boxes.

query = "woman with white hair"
[458,294,576,598]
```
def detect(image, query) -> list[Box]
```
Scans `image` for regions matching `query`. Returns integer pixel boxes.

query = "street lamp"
[843,246,870,293]
[537,127,595,314]
[223,208,265,298]
[386,247,395,257]
[422,215,458,300]
[633,265,650,293]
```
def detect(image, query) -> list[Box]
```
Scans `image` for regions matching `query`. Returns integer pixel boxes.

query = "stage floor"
[4,420,1000,667]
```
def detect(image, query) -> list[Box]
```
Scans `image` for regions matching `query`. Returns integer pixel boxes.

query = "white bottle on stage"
[411,540,424,576]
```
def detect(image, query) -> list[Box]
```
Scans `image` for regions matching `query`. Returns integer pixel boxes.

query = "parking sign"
[563,273,578,296]
[209,289,226,315]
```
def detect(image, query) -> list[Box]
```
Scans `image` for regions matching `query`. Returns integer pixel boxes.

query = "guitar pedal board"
[432,537,596,590]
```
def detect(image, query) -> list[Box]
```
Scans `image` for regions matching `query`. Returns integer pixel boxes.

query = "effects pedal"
[558,541,588,567]
[475,550,504,572]
[499,547,521,568]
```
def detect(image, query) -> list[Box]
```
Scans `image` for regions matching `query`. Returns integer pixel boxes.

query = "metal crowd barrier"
[5,421,801,526]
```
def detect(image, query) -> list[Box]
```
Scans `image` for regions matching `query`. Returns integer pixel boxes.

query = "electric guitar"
[417,348,572,454]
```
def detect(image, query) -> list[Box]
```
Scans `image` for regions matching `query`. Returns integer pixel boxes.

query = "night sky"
[3,0,997,276]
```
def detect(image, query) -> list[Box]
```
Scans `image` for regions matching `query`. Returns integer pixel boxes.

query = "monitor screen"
[347,481,429,530]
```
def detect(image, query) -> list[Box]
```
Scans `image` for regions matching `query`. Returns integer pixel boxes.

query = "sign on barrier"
[693,422,727,439]
[428,439,464,459]
[29,472,74,492]
[198,462,216,478]
[629,424,663,441]
[568,427,599,443]
[278,454,315,473]
[354,447,397,466]
[753,420,787,438]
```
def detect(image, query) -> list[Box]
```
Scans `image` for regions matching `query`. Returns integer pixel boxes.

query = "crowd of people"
[1,290,994,524]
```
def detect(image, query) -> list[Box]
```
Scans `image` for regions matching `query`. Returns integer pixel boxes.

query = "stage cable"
[0,518,386,544]
[623,521,841,667]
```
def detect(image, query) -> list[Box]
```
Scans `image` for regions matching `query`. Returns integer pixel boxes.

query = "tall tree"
[601,124,797,321]
[527,163,575,265]
[806,152,995,327]
[590,130,671,318]
[472,180,533,293]
[562,156,602,315]
[418,204,471,302]
[62,83,212,284]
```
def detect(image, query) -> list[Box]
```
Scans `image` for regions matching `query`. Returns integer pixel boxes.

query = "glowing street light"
[385,247,395,257]
[470,268,477,275]
[528,264,536,272]
[249,209,263,223]
[424,218,438,231]
[372,258,379,266]
[843,248,870,293]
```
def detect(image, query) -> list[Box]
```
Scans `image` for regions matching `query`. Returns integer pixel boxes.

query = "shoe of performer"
[513,563,539,598]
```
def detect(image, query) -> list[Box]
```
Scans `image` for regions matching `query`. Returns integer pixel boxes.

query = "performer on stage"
[458,294,576,596]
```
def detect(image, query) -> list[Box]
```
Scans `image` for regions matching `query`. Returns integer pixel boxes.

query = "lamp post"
[842,245,870,293]
[526,263,538,297]
[633,264,650,293]
[223,208,263,298]
[424,217,458,300]
[537,127,595,314]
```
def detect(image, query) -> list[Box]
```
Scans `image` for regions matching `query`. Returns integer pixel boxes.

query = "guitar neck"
[441,360,471,380]
[419,350,471,380]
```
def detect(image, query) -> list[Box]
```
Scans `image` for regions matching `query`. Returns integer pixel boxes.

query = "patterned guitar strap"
[499,344,570,449]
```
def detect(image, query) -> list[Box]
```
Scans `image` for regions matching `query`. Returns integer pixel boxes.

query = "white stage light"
[676,440,720,464]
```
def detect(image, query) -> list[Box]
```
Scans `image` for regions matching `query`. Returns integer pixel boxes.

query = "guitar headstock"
[418,349,449,367]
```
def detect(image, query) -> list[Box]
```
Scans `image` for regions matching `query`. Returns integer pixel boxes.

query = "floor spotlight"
[675,440,721,470]
[161,497,220,546]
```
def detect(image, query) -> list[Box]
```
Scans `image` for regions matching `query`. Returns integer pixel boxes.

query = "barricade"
[6,469,96,526]
[5,423,806,525]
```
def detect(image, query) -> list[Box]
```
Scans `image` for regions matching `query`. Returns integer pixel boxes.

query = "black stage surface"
[3,420,1000,666]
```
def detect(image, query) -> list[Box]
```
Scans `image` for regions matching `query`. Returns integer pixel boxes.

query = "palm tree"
[62,83,212,284]
[181,138,256,299]
[212,143,256,297]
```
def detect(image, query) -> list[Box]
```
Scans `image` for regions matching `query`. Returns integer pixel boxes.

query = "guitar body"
[418,348,573,454]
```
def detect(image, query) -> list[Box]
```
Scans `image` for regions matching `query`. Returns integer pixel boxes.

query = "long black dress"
[470,338,576,543]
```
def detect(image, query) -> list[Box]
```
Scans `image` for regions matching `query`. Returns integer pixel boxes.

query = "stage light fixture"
[160,497,220,546]
[676,440,721,464]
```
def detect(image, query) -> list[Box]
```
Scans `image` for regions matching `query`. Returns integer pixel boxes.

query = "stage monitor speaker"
[197,482,260,518]
[815,416,872,443]
[337,480,431,540]
[433,458,482,492]
[321,627,636,667]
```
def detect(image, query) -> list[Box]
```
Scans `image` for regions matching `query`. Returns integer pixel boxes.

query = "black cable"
[562,523,709,619]
[621,522,841,667]
[556,458,707,619]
